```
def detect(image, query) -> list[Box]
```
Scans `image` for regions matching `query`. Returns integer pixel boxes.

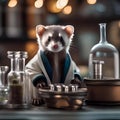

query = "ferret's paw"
[70,79,82,88]
[36,82,46,89]
[71,79,86,88]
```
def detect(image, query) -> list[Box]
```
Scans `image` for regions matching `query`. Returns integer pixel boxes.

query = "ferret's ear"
[36,25,46,36]
[64,25,74,36]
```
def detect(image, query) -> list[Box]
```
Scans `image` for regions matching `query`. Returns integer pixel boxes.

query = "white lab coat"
[26,50,81,86]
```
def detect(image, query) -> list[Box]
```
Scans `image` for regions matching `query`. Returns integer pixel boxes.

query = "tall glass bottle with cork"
[88,23,119,79]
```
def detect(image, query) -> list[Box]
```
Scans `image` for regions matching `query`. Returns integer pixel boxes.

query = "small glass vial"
[49,84,54,91]
[55,85,62,92]
[0,66,9,105]
[64,86,69,92]
[92,60,104,79]
[89,23,119,79]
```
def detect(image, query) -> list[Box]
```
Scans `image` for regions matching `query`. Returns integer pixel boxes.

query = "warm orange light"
[62,5,72,15]
[8,0,17,8]
[28,28,36,39]
[47,0,61,13]
[87,0,97,5]
[34,0,43,8]
[25,42,38,59]
[118,21,120,28]
[56,0,69,9]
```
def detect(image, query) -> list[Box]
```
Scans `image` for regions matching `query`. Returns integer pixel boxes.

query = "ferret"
[36,25,73,86]
[26,25,83,105]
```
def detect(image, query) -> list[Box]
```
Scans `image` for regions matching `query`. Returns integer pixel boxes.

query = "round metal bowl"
[84,78,120,105]
[38,88,87,110]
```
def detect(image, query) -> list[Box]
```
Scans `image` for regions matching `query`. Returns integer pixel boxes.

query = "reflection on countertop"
[0,105,120,120]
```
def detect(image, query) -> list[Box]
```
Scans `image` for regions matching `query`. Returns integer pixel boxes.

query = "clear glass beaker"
[0,66,9,105]
[88,23,119,79]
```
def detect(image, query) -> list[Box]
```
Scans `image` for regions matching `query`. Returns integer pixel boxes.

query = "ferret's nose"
[53,44,58,49]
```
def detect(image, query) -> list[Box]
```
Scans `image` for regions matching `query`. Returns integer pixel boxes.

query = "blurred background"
[0,0,120,77]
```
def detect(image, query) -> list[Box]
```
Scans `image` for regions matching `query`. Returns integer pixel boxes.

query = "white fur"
[36,25,74,53]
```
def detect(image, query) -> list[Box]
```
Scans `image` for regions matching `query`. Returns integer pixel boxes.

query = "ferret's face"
[41,29,68,52]
[36,25,74,53]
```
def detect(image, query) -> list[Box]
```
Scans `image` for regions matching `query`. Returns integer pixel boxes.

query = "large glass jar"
[88,23,119,79]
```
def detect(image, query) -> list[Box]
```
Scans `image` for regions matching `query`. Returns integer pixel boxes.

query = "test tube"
[93,60,104,79]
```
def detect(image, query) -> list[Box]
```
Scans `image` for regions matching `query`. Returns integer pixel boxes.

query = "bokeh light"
[34,0,43,8]
[56,0,69,9]
[8,0,17,7]
[87,0,97,5]
[62,5,72,15]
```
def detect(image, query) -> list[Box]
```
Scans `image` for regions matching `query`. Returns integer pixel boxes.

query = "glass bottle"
[16,51,31,107]
[7,51,20,108]
[7,51,31,108]
[0,66,9,105]
[88,23,119,79]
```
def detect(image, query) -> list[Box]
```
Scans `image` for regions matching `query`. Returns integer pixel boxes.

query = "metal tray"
[38,88,87,110]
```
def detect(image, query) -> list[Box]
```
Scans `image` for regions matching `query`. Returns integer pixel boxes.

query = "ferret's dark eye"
[60,36,63,41]
[60,36,65,46]
[48,36,51,42]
